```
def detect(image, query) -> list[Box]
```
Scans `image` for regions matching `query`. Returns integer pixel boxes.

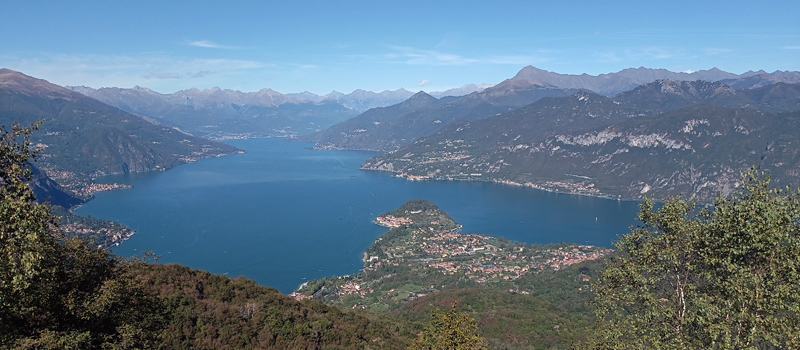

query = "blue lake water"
[74,138,640,293]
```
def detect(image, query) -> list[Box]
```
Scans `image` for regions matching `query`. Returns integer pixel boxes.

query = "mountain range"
[303,67,800,151]
[5,65,800,204]
[0,68,239,203]
[510,66,800,96]
[70,67,800,145]
[300,82,580,151]
[69,84,493,140]
[68,85,360,140]
[361,80,800,201]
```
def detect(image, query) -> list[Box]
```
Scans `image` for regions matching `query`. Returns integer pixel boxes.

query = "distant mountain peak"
[513,65,552,78]
[398,90,438,109]
[323,91,345,100]
[256,87,280,95]
[409,90,435,99]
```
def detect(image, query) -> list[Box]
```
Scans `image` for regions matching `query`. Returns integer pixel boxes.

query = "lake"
[74,138,640,293]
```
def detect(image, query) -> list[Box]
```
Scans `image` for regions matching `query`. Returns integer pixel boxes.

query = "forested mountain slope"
[362,82,800,201]
[0,69,239,200]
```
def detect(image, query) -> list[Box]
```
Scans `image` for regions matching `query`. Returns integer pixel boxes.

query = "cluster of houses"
[374,214,414,228]
[80,182,131,196]
[59,222,134,248]
[293,209,612,306]
[375,220,612,283]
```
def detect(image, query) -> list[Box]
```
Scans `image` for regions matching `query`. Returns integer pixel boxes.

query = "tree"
[0,122,57,341]
[410,304,487,350]
[590,169,800,349]
[0,122,164,349]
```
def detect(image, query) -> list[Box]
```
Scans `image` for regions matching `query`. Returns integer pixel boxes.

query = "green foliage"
[134,264,416,349]
[409,303,487,350]
[394,287,589,350]
[0,122,57,318]
[0,123,164,349]
[590,169,800,349]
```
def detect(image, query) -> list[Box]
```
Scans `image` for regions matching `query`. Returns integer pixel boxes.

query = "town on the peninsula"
[292,199,612,311]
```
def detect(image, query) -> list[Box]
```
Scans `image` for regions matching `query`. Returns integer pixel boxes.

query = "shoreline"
[292,202,615,300]
[358,166,642,203]
[66,147,244,248]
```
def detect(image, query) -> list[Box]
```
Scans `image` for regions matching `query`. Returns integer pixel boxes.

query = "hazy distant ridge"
[509,66,800,96]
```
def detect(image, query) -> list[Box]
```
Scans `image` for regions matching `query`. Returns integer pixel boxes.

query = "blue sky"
[2,0,798,95]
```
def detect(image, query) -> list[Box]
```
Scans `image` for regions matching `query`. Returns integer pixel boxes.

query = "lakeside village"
[363,138,608,198]
[292,203,612,309]
[36,163,136,247]
[38,164,132,199]
[397,170,606,198]
[372,214,610,278]
[60,179,136,248]
[59,221,135,248]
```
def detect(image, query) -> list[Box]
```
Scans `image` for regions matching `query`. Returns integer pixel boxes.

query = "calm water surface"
[75,138,640,293]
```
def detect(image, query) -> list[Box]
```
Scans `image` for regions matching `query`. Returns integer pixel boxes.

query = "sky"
[2,0,798,95]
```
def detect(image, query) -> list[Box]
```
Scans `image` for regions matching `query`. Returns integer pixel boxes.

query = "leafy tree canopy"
[591,168,800,349]
[0,122,163,349]
[410,303,487,350]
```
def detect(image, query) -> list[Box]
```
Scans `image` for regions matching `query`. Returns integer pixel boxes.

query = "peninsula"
[292,199,611,311]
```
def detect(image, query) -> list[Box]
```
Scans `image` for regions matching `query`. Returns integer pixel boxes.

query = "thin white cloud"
[187,40,241,49]
[0,52,274,92]
[596,46,684,64]
[190,70,211,78]
[382,46,547,67]
[487,55,547,65]
[636,47,678,60]
[331,42,352,50]
[418,79,431,86]
[703,47,732,55]
[784,45,800,50]
[142,72,181,79]
[292,64,319,71]
[385,46,477,66]
[595,51,623,63]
